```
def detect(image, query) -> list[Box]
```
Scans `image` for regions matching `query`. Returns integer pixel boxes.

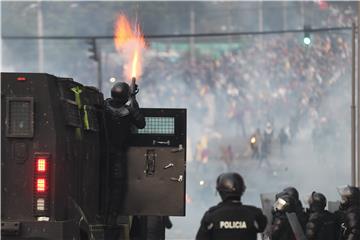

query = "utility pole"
[37,0,44,72]
[282,1,287,31]
[190,4,195,65]
[351,22,356,186]
[357,1,360,187]
[300,1,305,27]
[98,51,102,92]
[258,1,263,49]
[258,1,263,32]
[227,3,233,43]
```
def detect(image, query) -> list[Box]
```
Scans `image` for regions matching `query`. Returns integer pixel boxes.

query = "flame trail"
[114,14,146,81]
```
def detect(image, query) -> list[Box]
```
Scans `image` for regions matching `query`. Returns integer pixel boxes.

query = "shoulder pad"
[243,204,262,212]
[104,98,112,107]
[106,104,130,117]
[308,212,322,221]
[207,203,223,214]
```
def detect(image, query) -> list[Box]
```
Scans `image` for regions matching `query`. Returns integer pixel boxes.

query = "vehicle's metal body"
[1,72,186,239]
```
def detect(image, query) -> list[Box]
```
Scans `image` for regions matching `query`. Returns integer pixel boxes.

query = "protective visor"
[337,185,351,197]
[274,197,288,211]
[337,185,351,203]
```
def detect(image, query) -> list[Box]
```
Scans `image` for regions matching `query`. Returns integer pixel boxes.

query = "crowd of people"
[101,4,357,238]
[129,3,355,167]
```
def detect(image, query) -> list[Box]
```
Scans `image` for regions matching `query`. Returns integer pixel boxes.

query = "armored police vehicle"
[1,72,186,239]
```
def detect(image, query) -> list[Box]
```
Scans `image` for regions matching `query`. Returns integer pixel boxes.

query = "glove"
[131,84,139,96]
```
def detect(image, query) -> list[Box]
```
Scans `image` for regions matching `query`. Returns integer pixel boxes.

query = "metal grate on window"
[7,98,34,138]
[63,101,82,128]
[136,117,175,135]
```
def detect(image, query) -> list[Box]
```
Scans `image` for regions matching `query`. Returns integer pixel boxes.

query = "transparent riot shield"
[260,193,276,223]
[260,192,276,239]
[286,212,307,240]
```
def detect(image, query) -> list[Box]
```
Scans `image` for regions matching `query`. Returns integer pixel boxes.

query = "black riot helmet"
[111,82,130,105]
[338,185,360,210]
[281,187,305,215]
[216,172,246,200]
[308,191,326,212]
[282,187,300,200]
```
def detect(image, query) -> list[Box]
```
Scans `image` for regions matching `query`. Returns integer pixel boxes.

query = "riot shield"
[120,108,186,216]
[260,192,276,236]
[286,212,307,240]
[260,193,276,222]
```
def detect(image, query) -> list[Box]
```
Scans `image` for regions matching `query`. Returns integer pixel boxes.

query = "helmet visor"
[274,197,288,211]
[337,185,351,203]
[337,185,351,196]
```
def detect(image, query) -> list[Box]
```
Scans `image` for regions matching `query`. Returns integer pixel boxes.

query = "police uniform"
[196,172,267,240]
[104,82,145,239]
[335,186,360,240]
[270,192,298,240]
[305,191,336,240]
[270,211,295,240]
[282,187,308,227]
[306,210,336,240]
[105,98,145,213]
[196,199,267,240]
[336,205,360,240]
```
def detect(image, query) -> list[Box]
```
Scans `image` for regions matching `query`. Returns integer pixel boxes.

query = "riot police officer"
[305,191,336,240]
[196,172,267,240]
[104,81,145,238]
[282,186,308,226]
[270,192,297,240]
[105,82,146,149]
[335,186,360,240]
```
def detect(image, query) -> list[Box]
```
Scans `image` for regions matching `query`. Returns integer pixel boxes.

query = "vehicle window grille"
[135,117,175,135]
[63,101,82,128]
[6,98,34,138]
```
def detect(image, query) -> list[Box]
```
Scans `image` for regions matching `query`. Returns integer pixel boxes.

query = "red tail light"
[16,77,26,81]
[36,178,46,192]
[36,158,47,172]
[33,153,50,217]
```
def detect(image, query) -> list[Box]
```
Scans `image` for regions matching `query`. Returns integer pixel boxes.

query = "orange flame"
[114,15,133,49]
[132,49,139,77]
[114,14,146,81]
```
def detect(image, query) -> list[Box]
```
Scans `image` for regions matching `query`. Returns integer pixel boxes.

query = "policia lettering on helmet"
[335,186,360,240]
[305,191,336,240]
[104,81,146,238]
[196,172,267,240]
